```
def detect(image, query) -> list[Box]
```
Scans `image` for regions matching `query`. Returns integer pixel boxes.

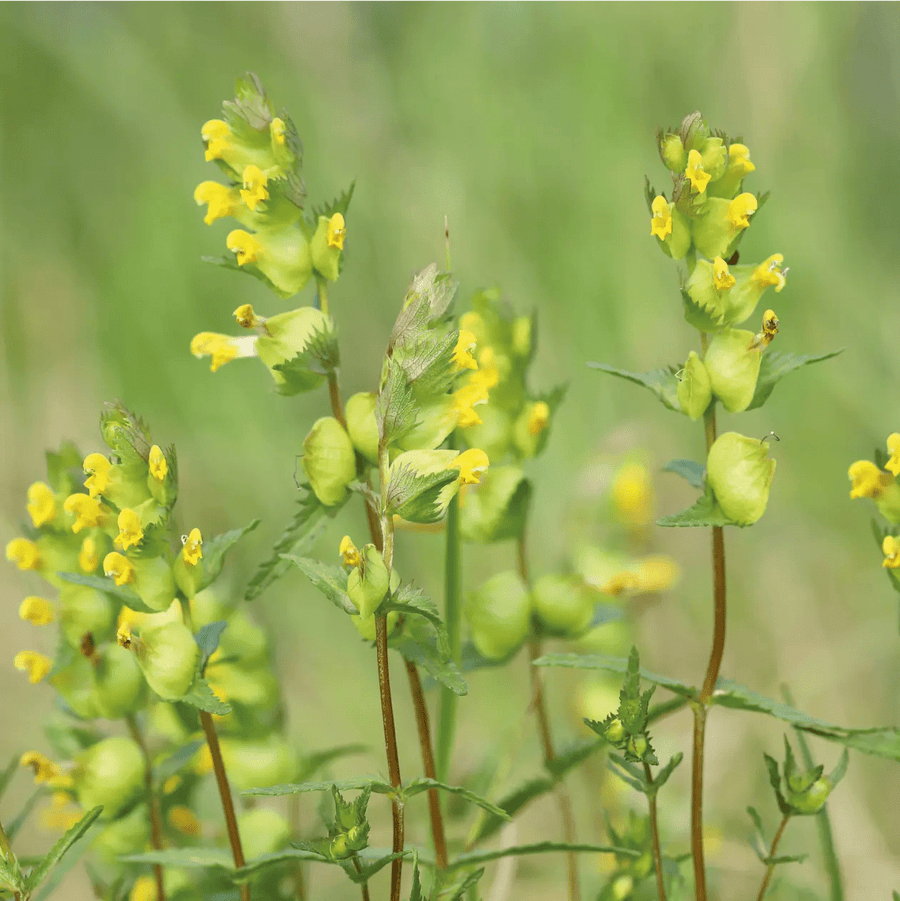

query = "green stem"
[316,276,330,317]
[287,794,306,901]
[642,762,667,901]
[756,814,792,901]
[126,715,166,901]
[351,857,371,901]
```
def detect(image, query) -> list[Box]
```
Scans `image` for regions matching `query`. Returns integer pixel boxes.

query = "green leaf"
[391,634,467,696]
[0,757,19,803]
[283,555,357,614]
[408,861,424,901]
[587,362,680,412]
[25,806,103,892]
[195,621,227,676]
[384,585,450,655]
[448,841,638,871]
[341,850,408,884]
[377,360,418,445]
[390,265,457,346]
[308,180,355,231]
[402,778,509,819]
[233,849,324,881]
[653,752,684,791]
[55,571,156,612]
[545,738,603,779]
[119,847,235,871]
[657,486,737,528]
[746,806,768,861]
[196,520,260,594]
[441,867,485,901]
[384,464,458,525]
[273,324,340,390]
[244,777,391,798]
[663,458,706,489]
[765,852,808,866]
[0,853,25,894]
[178,677,230,716]
[156,741,205,783]
[747,349,843,410]
[606,754,646,793]
[397,333,458,398]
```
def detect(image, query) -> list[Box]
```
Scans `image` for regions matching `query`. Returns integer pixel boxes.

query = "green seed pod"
[677,350,712,420]
[132,555,177,613]
[302,417,356,507]
[92,643,147,719]
[603,716,625,744]
[256,306,330,394]
[220,736,300,791]
[787,776,832,814]
[625,733,649,760]
[237,808,291,860]
[352,601,401,642]
[464,570,530,661]
[345,392,380,465]
[330,834,352,860]
[703,329,761,413]
[346,545,391,620]
[59,584,116,648]
[132,620,199,700]
[75,736,144,819]
[706,432,776,526]
[531,574,593,639]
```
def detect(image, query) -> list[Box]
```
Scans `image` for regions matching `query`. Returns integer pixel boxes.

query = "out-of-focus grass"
[1,4,899,898]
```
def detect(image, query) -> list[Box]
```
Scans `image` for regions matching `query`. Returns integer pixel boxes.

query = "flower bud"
[345,392,380,465]
[703,329,761,413]
[787,775,833,814]
[531,574,593,639]
[257,307,331,394]
[74,737,144,819]
[677,351,712,420]
[92,644,147,719]
[302,417,356,506]
[59,584,116,648]
[346,545,391,620]
[464,570,530,660]
[130,620,199,700]
[658,132,687,172]
[603,716,626,744]
[131,555,177,613]
[706,432,776,526]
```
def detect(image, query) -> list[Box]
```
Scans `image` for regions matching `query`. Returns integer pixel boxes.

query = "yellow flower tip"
[635,555,681,593]
[190,332,256,373]
[168,805,202,837]
[748,308,780,352]
[728,142,755,174]
[453,380,490,429]
[882,535,900,569]
[6,537,41,571]
[471,352,499,390]
[726,192,758,230]
[712,256,736,291]
[83,452,112,498]
[327,212,346,250]
[114,508,144,551]
[886,434,900,477]
[201,119,231,162]
[41,792,82,834]
[339,535,361,567]
[239,165,269,212]
[649,195,673,240]
[104,552,136,587]
[79,537,99,573]
[612,463,654,524]
[27,482,56,528]
[848,460,892,500]
[149,445,168,482]
[453,449,490,486]
[601,571,640,597]
[685,149,711,194]
[233,303,260,329]
[194,181,235,225]
[15,650,52,684]
[182,528,203,566]
[63,493,107,533]
[194,744,214,775]
[452,329,479,371]
[271,117,287,146]
[226,229,263,266]
[20,596,55,626]
[21,751,64,785]
[527,401,551,436]
[116,623,133,649]
[129,875,157,901]
[752,253,787,292]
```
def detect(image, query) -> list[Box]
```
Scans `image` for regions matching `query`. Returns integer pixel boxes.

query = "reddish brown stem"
[642,761,667,901]
[126,715,166,901]
[756,814,792,901]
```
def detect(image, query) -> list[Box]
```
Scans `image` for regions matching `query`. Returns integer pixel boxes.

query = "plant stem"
[756,814,792,901]
[287,794,306,901]
[126,715,167,901]
[642,762,667,901]
[199,710,250,901]
[351,857,371,901]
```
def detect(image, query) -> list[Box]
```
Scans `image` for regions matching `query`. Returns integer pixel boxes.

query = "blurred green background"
[2,3,899,899]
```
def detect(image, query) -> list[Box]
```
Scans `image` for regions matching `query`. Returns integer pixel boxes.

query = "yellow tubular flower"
[613,463,654,526]
[79,536,99,573]
[83,453,112,498]
[752,253,787,292]
[15,651,52,684]
[472,348,500,389]
[21,751,65,785]
[452,449,490,485]
[168,805,202,837]
[327,213,346,250]
[452,330,478,371]
[528,401,551,436]
[149,445,168,482]
[848,460,892,499]
[202,119,231,162]
[886,434,900,477]
[6,538,41,571]
[194,181,236,225]
[27,482,56,528]
[712,256,736,291]
[20,596,55,626]
[64,493,107,533]
[190,332,257,373]
[726,193,758,230]
[41,792,82,833]
[685,149,711,193]
[226,229,263,266]
[728,143,755,176]
[114,509,144,551]
[650,195,673,240]
[635,555,681,593]
[104,552,136,587]
[453,381,490,428]
[883,535,900,569]
[182,528,203,566]
[271,117,287,146]
[233,304,262,329]
[340,535,361,567]
[240,165,269,211]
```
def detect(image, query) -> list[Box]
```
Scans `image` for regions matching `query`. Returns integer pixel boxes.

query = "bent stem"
[199,710,250,901]
[642,762,667,901]
[126,715,166,901]
[755,813,791,901]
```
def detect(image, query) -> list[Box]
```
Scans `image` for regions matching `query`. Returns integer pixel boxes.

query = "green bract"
[676,350,712,420]
[59,584,116,648]
[346,545,392,619]
[464,570,530,661]
[345,391,380,465]
[302,416,356,506]
[92,644,147,719]
[706,432,776,526]
[257,307,331,394]
[703,329,761,413]
[132,619,200,700]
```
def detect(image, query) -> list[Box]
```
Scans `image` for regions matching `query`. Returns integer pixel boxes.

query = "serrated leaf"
[402,778,509,819]
[232,848,324,881]
[408,861,424,901]
[447,841,637,871]
[663,459,706,489]
[377,361,417,445]
[657,486,737,528]
[196,520,259,593]
[0,853,24,893]
[179,677,230,715]
[391,634,467,695]
[747,349,843,410]
[587,362,680,411]
[55,571,156,612]
[283,555,357,614]
[384,586,449,652]
[24,805,102,892]
[384,464,458,525]
[273,326,340,392]
[309,180,356,229]
[397,333,458,397]
[606,754,645,793]
[195,621,227,675]
[390,265,457,346]
[244,777,391,798]
[225,72,272,130]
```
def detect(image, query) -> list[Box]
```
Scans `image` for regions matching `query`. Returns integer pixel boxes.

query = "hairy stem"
[643,762,667,901]
[126,715,166,901]
[756,814,792,901]
[200,711,250,901]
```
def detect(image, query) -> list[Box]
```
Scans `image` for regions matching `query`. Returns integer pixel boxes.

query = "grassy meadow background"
[1,3,899,898]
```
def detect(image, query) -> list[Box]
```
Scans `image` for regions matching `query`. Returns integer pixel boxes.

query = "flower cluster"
[849,433,900,574]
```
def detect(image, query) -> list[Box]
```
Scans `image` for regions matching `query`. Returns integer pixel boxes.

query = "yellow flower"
[6,537,41,571]
[226,229,263,266]
[149,445,168,482]
[452,449,490,486]
[751,254,787,292]
[129,875,157,901]
[20,596,55,626]
[40,792,81,833]
[182,528,203,566]
[64,493,107,533]
[240,165,269,211]
[472,348,500,389]
[194,744,214,775]
[194,181,236,225]
[453,381,490,428]
[634,555,681,593]
[848,460,892,499]
[190,332,257,373]
[340,535,361,567]
[15,650,52,684]
[114,509,144,551]
[452,330,478,371]
[27,482,56,528]
[712,256,736,291]
[728,143,755,176]
[527,401,551,436]
[650,195,673,240]
[685,149,711,193]
[233,304,262,329]
[104,552,136,587]
[168,805,202,837]
[326,213,346,250]
[79,536,99,573]
[600,571,640,597]
[612,462,654,526]
[271,117,287,146]
[83,452,112,498]
[726,193,757,230]
[886,434,900,477]
[20,751,67,786]
[202,119,231,162]
[883,535,900,569]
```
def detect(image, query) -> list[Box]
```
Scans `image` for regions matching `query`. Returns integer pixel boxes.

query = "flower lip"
[650,195,673,239]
